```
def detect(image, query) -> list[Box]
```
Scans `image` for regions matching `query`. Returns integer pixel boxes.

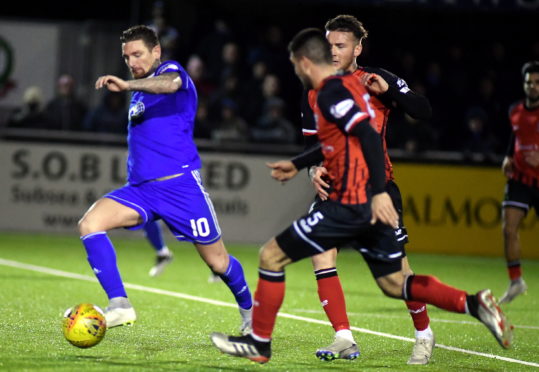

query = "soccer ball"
[62,303,107,348]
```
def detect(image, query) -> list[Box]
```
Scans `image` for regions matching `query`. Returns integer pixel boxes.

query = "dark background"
[2,0,538,156]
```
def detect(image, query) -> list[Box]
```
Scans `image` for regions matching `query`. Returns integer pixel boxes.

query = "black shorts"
[503,179,539,214]
[276,192,404,278]
[303,181,408,278]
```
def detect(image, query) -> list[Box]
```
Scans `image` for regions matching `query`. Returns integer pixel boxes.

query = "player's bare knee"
[205,254,229,274]
[376,274,405,299]
[379,283,402,298]
[259,238,289,271]
[311,249,337,271]
[78,215,99,236]
[196,240,229,274]
[206,260,227,274]
[502,223,518,240]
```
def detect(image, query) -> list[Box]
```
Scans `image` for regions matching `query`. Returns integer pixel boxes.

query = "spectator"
[251,97,297,144]
[83,91,127,134]
[247,25,289,82]
[461,106,497,160]
[208,72,244,122]
[387,112,436,154]
[472,76,506,152]
[44,74,87,131]
[196,19,233,83]
[150,16,180,61]
[194,98,214,139]
[221,42,243,81]
[262,74,280,102]
[242,61,269,123]
[186,54,216,100]
[211,98,248,143]
[147,1,180,61]
[7,86,47,129]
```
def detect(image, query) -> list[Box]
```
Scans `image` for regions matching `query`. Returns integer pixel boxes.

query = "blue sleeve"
[156,61,189,90]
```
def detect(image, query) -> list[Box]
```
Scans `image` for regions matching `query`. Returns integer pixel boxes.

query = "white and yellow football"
[62,303,106,348]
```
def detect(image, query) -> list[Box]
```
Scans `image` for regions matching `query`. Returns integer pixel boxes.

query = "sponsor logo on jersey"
[322,144,335,153]
[330,99,354,118]
[397,78,410,93]
[129,101,145,121]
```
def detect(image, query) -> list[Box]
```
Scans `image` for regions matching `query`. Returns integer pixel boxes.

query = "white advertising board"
[0,141,314,244]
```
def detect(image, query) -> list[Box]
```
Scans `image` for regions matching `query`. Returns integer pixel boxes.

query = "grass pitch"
[0,232,537,371]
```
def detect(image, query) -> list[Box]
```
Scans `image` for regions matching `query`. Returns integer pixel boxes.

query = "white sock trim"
[156,246,171,257]
[239,306,252,321]
[251,332,271,343]
[415,326,433,339]
[335,329,354,342]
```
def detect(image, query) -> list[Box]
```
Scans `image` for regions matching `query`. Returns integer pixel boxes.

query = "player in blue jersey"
[78,25,253,331]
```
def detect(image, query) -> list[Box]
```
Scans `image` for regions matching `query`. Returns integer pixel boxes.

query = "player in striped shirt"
[500,61,539,303]
[210,28,512,365]
[301,15,434,364]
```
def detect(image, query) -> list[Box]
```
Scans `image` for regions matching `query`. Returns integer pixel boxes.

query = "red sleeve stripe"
[345,112,369,132]
[302,129,318,136]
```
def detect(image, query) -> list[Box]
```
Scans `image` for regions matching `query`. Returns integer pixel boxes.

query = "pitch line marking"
[292,308,539,330]
[1,257,538,369]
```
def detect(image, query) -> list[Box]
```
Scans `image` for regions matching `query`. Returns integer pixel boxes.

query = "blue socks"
[219,255,253,310]
[81,231,127,299]
[144,220,166,252]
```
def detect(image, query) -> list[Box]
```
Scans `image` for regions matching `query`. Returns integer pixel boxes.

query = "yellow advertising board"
[394,163,538,258]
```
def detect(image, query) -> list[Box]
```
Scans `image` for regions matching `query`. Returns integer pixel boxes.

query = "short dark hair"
[325,15,369,42]
[288,28,332,65]
[120,25,159,50]
[522,61,539,77]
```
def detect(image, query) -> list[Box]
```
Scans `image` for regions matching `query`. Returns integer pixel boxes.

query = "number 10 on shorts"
[190,218,210,237]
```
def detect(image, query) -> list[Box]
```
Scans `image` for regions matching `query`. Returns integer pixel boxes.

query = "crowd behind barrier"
[1,2,537,163]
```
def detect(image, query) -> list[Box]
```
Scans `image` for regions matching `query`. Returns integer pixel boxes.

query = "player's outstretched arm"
[95,75,129,92]
[126,72,182,94]
[95,72,181,94]
[267,144,324,183]
[267,160,299,182]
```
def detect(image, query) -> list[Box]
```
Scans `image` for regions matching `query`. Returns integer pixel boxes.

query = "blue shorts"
[105,170,222,245]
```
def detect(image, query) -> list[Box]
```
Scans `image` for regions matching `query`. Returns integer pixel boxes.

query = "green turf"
[0,232,537,371]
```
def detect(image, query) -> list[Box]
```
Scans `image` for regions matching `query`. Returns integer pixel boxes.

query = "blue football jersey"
[126,60,201,184]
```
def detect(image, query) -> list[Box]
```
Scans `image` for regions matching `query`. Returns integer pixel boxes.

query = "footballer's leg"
[78,196,142,328]
[385,180,434,364]
[196,239,253,335]
[144,220,174,277]
[311,249,359,361]
[210,200,359,363]
[160,170,254,334]
[500,206,528,304]
[211,237,292,363]
[372,268,512,349]
[401,256,434,365]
